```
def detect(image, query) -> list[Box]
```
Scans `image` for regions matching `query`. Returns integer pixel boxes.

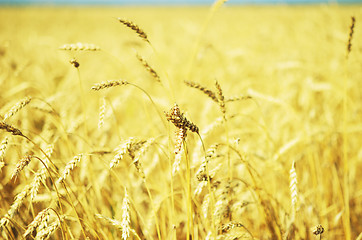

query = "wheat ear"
[121,189,131,240]
[29,166,47,201]
[91,80,129,91]
[0,137,9,172]
[23,208,50,238]
[59,42,100,51]
[215,80,226,119]
[289,161,299,214]
[3,97,32,121]
[35,221,59,240]
[184,81,218,102]
[0,184,32,228]
[164,103,199,133]
[11,153,33,180]
[118,18,149,42]
[98,97,106,129]
[225,95,252,102]
[346,16,356,57]
[109,138,135,169]
[56,154,83,184]
[0,121,25,137]
[136,54,161,83]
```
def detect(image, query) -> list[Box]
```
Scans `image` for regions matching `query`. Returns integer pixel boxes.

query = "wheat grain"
[59,42,100,51]
[118,19,149,42]
[91,80,129,91]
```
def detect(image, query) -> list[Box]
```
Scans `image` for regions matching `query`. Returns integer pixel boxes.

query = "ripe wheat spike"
[59,42,100,51]
[118,18,149,42]
[184,80,218,102]
[3,97,32,121]
[136,54,161,83]
[91,80,129,91]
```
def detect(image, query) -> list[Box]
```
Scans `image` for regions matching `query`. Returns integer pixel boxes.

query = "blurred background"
[1,0,362,5]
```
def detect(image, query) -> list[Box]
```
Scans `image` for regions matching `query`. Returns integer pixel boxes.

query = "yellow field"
[0,3,361,239]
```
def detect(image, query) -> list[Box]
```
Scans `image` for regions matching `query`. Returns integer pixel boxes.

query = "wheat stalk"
[118,19,149,42]
[59,42,100,51]
[91,80,129,91]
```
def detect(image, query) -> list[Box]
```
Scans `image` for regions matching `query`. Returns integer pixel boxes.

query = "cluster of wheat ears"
[0,1,361,240]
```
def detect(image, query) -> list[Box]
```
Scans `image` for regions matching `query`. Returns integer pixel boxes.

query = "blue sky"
[1,0,361,4]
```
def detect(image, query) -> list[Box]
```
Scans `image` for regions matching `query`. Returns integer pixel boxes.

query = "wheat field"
[0,2,361,240]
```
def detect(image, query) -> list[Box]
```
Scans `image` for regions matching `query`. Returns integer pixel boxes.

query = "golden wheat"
[1,5,361,240]
[3,97,31,121]
[56,154,83,183]
[23,208,50,238]
[118,18,149,42]
[59,42,100,51]
[91,80,129,91]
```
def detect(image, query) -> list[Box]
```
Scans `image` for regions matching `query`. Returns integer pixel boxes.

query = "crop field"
[0,2,361,239]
